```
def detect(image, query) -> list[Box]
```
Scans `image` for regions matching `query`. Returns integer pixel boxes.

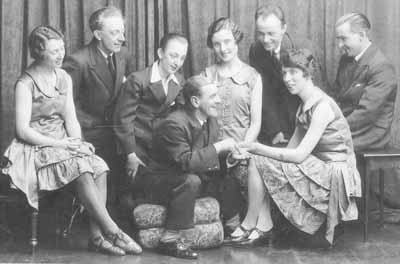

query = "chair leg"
[30,209,38,255]
[363,163,370,242]
[379,168,385,227]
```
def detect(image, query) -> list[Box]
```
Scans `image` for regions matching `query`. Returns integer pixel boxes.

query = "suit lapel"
[164,80,181,106]
[149,81,167,103]
[207,118,219,145]
[88,43,114,94]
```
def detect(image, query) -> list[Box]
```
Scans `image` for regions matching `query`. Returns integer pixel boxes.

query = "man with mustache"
[334,12,397,151]
[63,6,133,205]
[113,33,188,209]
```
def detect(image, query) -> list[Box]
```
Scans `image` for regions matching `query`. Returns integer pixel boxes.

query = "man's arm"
[346,63,397,131]
[158,120,220,173]
[113,74,140,154]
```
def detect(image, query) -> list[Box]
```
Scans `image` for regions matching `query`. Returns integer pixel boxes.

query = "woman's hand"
[55,137,93,155]
[238,141,259,154]
[231,148,251,160]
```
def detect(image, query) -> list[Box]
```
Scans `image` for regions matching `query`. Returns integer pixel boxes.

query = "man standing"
[113,33,188,207]
[63,6,132,202]
[334,13,397,151]
[249,4,300,145]
[140,76,242,259]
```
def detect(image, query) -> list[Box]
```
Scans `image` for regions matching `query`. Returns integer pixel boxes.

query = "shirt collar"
[354,41,371,62]
[150,61,179,85]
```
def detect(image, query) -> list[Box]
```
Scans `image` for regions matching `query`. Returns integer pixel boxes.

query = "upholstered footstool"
[133,197,224,249]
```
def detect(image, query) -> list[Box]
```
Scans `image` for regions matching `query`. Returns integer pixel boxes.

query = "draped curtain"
[1,0,400,150]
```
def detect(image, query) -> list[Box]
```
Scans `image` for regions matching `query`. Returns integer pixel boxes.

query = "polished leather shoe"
[240,228,272,246]
[88,236,126,256]
[224,225,253,245]
[105,230,142,254]
[157,240,198,259]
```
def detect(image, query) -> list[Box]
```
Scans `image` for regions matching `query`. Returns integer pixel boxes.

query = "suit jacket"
[334,44,397,151]
[148,108,220,180]
[249,41,300,144]
[62,40,133,144]
[113,65,185,160]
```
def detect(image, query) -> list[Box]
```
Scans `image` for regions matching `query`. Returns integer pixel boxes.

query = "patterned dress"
[253,95,361,244]
[201,63,260,192]
[1,65,108,209]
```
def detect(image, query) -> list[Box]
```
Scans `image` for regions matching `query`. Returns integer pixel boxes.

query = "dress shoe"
[88,236,126,256]
[157,239,198,259]
[240,227,272,246]
[223,225,253,245]
[105,230,142,254]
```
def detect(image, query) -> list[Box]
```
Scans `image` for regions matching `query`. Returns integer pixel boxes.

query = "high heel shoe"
[240,227,272,246]
[223,225,253,245]
[88,236,126,256]
[105,230,142,254]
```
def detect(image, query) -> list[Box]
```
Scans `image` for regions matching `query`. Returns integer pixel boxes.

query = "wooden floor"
[1,216,400,264]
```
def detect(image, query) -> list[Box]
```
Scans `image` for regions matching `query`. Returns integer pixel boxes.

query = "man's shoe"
[157,240,198,259]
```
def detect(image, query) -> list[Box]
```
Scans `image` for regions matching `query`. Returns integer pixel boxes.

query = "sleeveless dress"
[253,95,361,244]
[201,64,260,192]
[1,66,109,209]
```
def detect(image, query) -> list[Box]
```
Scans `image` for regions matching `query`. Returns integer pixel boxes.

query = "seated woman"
[227,48,361,246]
[201,17,262,231]
[1,26,142,256]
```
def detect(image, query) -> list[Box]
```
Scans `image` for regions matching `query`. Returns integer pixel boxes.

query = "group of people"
[1,3,397,260]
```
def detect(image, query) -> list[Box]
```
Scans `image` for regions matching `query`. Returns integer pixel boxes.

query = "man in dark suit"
[139,76,242,259]
[113,33,188,207]
[249,4,300,145]
[63,6,133,202]
[334,13,397,151]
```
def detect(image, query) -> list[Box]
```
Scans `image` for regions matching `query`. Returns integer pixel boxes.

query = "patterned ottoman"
[133,197,224,249]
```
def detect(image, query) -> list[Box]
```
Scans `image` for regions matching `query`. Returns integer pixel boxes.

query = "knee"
[183,174,201,191]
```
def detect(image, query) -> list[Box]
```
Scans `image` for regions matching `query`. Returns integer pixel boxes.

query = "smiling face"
[211,28,238,63]
[157,38,188,76]
[336,22,364,57]
[283,67,309,95]
[41,39,65,68]
[95,15,125,54]
[195,83,221,119]
[255,14,286,52]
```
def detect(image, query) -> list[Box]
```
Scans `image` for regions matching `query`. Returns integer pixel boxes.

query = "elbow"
[290,151,308,164]
[15,125,28,141]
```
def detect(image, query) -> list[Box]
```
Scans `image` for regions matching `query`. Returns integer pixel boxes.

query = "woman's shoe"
[88,236,126,256]
[240,227,272,246]
[105,230,142,254]
[223,225,253,245]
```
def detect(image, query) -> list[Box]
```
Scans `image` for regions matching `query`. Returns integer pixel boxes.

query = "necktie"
[107,54,116,81]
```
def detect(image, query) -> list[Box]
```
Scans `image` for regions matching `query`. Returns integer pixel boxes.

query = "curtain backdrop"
[1,0,400,149]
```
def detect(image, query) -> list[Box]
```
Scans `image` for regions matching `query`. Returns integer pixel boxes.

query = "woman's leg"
[241,159,273,230]
[74,172,119,235]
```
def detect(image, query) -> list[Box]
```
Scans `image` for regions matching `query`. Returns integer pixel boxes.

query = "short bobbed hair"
[207,17,243,48]
[281,48,316,78]
[159,32,188,51]
[28,25,64,60]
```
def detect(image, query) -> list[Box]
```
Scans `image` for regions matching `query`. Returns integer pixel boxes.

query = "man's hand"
[213,138,238,154]
[272,132,288,145]
[126,152,146,182]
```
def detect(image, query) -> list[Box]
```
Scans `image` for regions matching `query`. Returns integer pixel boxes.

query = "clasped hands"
[58,137,95,155]
[216,138,257,162]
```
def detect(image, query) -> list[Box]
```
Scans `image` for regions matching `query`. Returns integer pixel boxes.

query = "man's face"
[196,84,221,118]
[158,38,188,75]
[255,14,286,52]
[96,15,125,54]
[336,22,364,57]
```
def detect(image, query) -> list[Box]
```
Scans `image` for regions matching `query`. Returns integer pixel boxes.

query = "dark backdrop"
[1,0,400,151]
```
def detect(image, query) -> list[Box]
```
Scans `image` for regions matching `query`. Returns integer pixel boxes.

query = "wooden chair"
[357,147,400,242]
[0,157,74,255]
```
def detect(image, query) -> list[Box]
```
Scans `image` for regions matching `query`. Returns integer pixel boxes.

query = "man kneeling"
[135,76,241,259]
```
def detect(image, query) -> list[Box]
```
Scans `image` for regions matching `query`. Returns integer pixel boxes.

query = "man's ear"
[157,48,163,60]
[93,30,102,41]
[190,96,200,108]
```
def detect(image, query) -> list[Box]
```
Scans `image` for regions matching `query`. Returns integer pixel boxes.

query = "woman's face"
[211,28,238,63]
[158,38,188,76]
[41,39,65,68]
[283,67,308,95]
